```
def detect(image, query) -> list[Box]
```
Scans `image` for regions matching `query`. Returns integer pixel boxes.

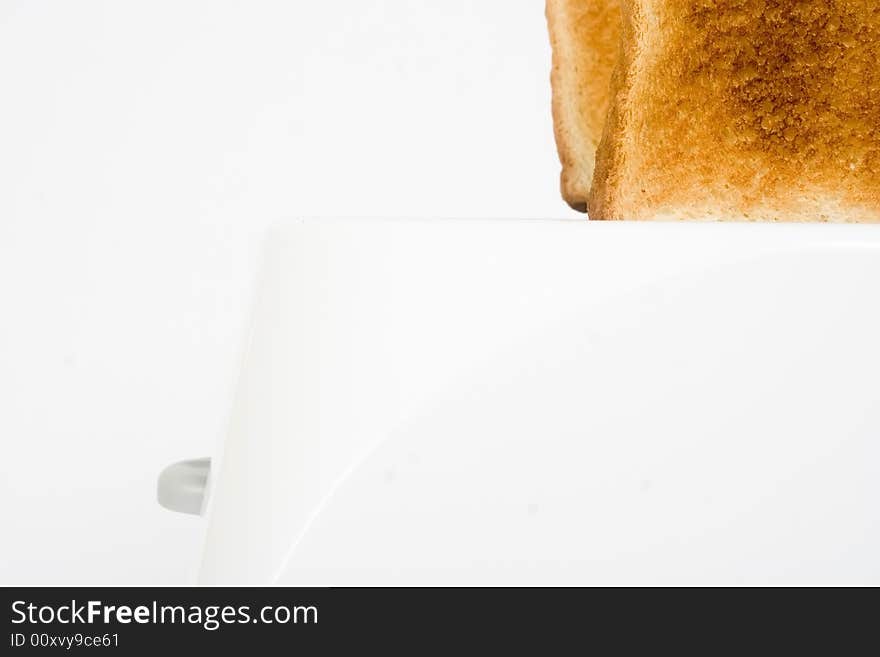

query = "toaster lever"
[157,458,211,515]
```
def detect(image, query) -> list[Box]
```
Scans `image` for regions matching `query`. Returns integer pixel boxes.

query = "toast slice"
[547,0,621,212]
[590,1,880,221]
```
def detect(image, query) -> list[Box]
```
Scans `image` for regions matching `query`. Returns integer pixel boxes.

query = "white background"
[0,1,574,584]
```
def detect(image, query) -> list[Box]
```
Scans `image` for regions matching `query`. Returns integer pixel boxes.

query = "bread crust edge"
[547,0,590,213]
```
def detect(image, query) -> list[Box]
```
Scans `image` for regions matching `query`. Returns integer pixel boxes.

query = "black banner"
[0,587,871,652]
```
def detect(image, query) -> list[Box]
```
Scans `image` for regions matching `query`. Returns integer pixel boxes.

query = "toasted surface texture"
[590,0,880,221]
[547,0,621,212]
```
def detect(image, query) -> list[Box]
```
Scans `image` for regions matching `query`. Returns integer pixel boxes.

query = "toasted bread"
[589,1,880,221]
[547,0,621,212]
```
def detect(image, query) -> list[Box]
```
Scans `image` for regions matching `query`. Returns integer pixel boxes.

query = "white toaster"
[159,219,880,585]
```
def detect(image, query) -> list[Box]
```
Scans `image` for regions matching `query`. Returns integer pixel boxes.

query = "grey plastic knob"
[157,458,211,515]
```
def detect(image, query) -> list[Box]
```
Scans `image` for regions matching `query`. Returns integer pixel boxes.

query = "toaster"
[159,219,880,585]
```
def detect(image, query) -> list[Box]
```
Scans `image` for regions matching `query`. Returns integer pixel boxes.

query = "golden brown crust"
[589,0,637,220]
[590,0,880,222]
[546,0,621,213]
